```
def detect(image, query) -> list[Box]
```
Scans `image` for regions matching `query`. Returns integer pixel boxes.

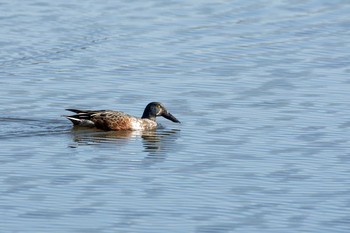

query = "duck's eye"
[157,105,161,109]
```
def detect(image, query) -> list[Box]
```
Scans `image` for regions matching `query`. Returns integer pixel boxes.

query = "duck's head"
[142,102,180,123]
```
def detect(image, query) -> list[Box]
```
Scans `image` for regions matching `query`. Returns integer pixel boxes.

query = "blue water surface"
[1,0,350,232]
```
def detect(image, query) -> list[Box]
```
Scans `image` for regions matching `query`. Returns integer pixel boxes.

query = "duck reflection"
[69,126,180,164]
[140,129,180,166]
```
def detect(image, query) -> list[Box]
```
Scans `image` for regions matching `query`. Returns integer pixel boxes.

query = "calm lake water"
[1,0,350,232]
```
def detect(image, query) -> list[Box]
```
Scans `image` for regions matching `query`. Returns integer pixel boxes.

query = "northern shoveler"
[65,102,180,131]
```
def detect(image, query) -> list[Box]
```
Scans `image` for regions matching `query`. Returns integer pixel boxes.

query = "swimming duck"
[65,102,180,131]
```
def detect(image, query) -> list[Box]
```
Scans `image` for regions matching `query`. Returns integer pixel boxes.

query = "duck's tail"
[64,109,103,127]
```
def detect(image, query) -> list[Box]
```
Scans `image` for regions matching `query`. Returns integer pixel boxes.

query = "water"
[1,0,350,232]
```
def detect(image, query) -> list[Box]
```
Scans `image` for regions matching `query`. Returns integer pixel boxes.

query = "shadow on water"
[69,126,181,164]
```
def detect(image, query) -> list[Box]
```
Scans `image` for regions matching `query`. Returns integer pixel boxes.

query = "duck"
[65,102,180,131]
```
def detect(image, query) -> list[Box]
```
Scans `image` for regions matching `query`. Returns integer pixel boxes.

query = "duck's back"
[90,111,133,130]
[91,111,157,131]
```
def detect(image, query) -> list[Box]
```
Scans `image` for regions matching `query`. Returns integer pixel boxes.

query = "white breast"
[131,120,144,130]
[132,118,157,131]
